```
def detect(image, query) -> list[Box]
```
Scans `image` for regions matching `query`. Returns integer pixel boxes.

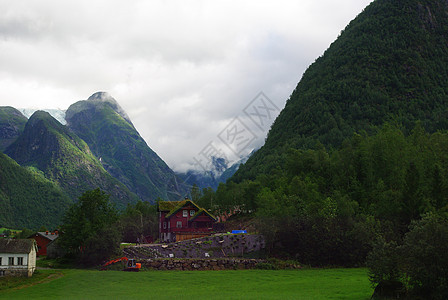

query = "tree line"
[193,122,448,297]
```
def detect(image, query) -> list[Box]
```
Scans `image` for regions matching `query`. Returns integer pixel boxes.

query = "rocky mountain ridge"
[5,110,139,208]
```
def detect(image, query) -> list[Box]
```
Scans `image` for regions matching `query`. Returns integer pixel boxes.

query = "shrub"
[400,213,448,299]
[366,237,401,284]
[367,213,448,299]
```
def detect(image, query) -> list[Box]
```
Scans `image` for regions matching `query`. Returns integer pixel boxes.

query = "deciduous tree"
[59,189,120,265]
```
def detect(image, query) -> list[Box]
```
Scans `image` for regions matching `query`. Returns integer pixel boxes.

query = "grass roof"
[159,199,216,221]
[190,208,217,222]
[158,200,186,212]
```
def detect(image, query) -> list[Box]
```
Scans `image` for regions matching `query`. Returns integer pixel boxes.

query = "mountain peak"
[72,92,133,127]
[29,110,52,119]
[27,110,61,129]
[87,91,114,102]
[66,92,185,202]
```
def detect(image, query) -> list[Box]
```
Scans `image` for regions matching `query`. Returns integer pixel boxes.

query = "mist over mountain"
[177,154,250,191]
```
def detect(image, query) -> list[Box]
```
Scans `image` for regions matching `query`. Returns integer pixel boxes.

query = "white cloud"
[0,0,373,172]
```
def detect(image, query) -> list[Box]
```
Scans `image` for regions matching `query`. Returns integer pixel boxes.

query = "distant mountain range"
[5,109,139,209]
[176,155,249,191]
[0,92,243,228]
[1,92,232,228]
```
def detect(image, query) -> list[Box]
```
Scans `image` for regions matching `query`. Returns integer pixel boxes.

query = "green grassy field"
[0,268,372,299]
[0,227,20,234]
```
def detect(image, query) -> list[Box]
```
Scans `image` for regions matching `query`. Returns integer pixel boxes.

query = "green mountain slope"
[5,110,138,208]
[234,0,448,181]
[66,92,184,202]
[0,107,27,151]
[0,152,71,229]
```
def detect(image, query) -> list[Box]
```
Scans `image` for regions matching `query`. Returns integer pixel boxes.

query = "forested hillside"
[234,0,448,181]
[188,0,448,273]
[0,152,71,229]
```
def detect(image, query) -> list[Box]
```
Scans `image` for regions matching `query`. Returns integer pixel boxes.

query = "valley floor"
[0,268,372,299]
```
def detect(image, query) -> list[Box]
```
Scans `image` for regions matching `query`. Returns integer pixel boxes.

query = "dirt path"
[12,271,64,291]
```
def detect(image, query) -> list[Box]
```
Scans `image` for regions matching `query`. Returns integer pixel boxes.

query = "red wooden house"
[28,231,59,256]
[158,199,217,242]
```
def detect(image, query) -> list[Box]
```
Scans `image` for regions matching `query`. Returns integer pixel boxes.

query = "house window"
[17,257,24,265]
[183,210,188,217]
[163,222,167,229]
[176,221,182,228]
[8,257,14,265]
[190,210,195,216]
[0,257,2,265]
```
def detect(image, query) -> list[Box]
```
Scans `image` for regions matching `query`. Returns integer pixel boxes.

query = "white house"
[0,239,38,277]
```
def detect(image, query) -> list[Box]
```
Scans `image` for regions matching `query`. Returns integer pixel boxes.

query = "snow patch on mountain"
[19,108,67,125]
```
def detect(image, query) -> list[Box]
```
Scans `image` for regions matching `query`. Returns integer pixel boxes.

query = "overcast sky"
[0,0,373,172]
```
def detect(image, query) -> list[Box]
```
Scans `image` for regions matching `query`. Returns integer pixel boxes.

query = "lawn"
[0,268,373,299]
[0,227,20,235]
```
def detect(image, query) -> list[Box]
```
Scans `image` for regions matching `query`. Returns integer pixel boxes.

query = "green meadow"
[0,228,20,234]
[1,268,372,299]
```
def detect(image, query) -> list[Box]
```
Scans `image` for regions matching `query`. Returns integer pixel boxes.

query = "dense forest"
[234,0,448,181]
[195,124,447,262]
[0,152,72,228]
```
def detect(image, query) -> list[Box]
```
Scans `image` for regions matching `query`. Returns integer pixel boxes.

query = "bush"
[366,237,401,284]
[367,213,448,299]
[400,213,448,299]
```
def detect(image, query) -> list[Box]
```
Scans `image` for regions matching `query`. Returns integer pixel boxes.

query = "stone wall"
[0,268,31,277]
[141,258,265,271]
[124,233,265,259]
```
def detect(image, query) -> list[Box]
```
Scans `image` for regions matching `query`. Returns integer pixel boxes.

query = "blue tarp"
[231,230,247,234]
